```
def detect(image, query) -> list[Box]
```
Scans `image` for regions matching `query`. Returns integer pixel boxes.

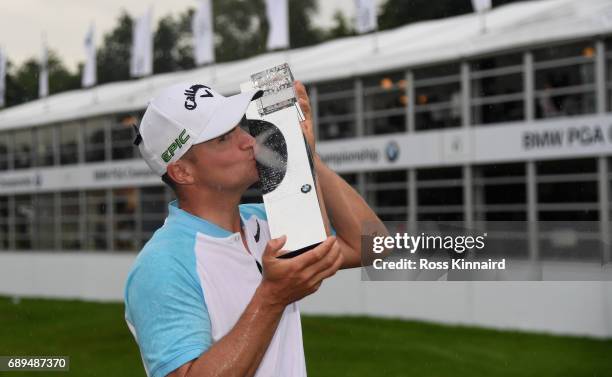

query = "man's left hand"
[294,80,315,154]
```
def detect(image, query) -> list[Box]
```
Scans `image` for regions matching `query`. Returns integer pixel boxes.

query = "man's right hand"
[258,235,343,309]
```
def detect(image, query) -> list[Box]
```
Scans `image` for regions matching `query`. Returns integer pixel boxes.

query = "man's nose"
[238,127,256,150]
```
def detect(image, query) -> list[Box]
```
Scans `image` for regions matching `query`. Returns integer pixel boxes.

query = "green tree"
[97,11,132,84]
[175,9,196,70]
[153,10,196,73]
[379,0,470,30]
[286,0,324,48]
[326,10,355,40]
[4,51,79,107]
[379,0,528,30]
[154,15,182,73]
[4,60,35,107]
[212,0,267,62]
[48,52,80,94]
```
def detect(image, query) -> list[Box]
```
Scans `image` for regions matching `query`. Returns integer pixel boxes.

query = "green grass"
[0,296,611,377]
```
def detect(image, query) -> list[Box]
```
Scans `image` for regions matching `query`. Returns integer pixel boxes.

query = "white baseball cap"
[135,82,263,176]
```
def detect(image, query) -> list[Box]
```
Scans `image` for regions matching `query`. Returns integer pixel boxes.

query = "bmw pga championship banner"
[317,113,612,173]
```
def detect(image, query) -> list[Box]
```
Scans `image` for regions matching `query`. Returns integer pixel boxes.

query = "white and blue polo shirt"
[124,200,307,377]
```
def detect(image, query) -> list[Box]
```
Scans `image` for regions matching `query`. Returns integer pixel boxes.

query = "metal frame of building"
[0,0,611,259]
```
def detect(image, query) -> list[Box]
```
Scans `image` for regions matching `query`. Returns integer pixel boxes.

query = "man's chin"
[244,174,261,190]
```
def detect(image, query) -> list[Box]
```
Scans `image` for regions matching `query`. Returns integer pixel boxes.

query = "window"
[61,191,81,250]
[413,63,461,130]
[0,132,11,170]
[362,72,406,135]
[85,190,107,250]
[0,196,9,249]
[112,115,139,160]
[84,117,108,162]
[316,80,356,140]
[34,127,56,167]
[473,163,526,220]
[470,53,524,125]
[537,158,598,221]
[35,193,56,249]
[537,158,600,260]
[609,157,612,225]
[14,194,33,249]
[113,188,139,251]
[14,129,33,169]
[364,170,407,221]
[534,42,596,119]
[606,38,612,112]
[59,122,80,165]
[417,167,463,221]
[472,163,528,257]
[141,186,167,245]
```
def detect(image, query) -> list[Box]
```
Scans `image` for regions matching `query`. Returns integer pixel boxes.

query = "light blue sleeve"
[125,238,211,377]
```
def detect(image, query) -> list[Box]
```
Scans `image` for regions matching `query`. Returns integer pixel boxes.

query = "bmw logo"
[301,184,311,193]
[385,141,400,162]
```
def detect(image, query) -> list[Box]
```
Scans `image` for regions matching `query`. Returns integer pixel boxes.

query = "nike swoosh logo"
[254,220,260,243]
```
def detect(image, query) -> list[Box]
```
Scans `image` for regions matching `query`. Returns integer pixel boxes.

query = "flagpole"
[372,28,379,53]
[284,47,291,66]
[0,45,6,108]
[41,31,49,111]
[147,5,154,90]
[193,0,216,82]
[355,0,378,53]
[284,0,290,65]
[210,62,217,83]
[480,12,487,33]
[471,0,491,33]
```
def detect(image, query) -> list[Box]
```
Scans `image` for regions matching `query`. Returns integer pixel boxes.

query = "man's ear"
[167,160,195,186]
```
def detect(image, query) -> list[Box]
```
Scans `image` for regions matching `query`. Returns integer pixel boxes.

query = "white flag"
[0,48,6,107]
[471,0,492,13]
[192,0,215,65]
[82,23,97,87]
[130,7,153,77]
[39,38,49,98]
[265,0,289,50]
[355,0,377,34]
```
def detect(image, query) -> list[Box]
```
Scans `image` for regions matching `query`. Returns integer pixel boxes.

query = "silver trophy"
[241,63,326,257]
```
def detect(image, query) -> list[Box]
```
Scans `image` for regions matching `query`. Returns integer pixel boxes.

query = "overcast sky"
[0,0,385,71]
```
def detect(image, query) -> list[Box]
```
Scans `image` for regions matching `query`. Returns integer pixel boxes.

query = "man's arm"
[168,283,283,377]
[295,81,388,269]
[168,235,343,377]
[314,156,387,268]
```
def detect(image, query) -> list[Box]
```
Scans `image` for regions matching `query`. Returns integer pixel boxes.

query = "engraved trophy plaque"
[241,63,327,257]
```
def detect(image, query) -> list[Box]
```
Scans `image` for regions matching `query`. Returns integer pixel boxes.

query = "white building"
[0,0,611,337]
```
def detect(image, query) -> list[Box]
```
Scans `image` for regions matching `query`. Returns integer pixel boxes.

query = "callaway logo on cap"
[184,84,214,110]
[135,82,263,176]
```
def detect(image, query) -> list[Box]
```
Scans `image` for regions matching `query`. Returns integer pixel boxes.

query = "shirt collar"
[167,200,243,238]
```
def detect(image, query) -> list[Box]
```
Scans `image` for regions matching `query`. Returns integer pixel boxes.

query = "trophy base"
[278,242,322,259]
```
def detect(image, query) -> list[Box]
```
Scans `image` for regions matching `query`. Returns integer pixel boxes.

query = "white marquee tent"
[0,0,611,130]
